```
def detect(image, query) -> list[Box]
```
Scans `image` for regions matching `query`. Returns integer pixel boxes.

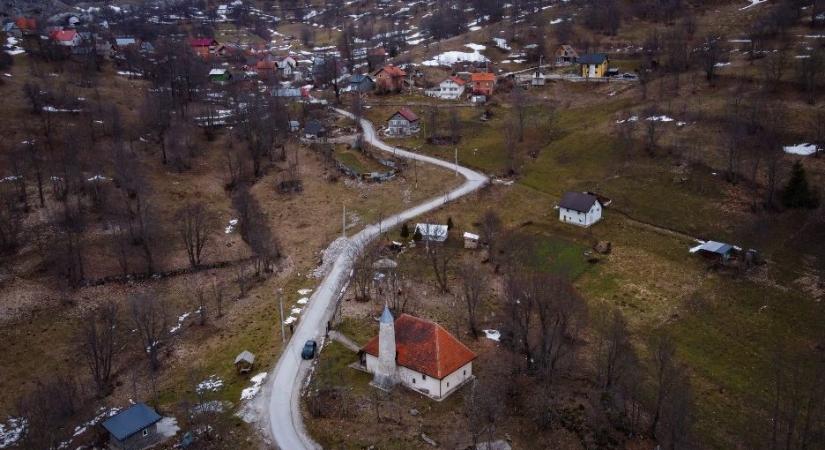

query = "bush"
[782,161,819,209]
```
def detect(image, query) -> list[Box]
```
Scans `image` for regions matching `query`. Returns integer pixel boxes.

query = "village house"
[359,307,477,401]
[208,68,231,83]
[2,21,22,39]
[470,72,496,96]
[101,403,164,450]
[255,58,277,76]
[374,64,406,93]
[386,107,420,136]
[277,56,297,78]
[426,76,466,100]
[189,37,219,58]
[347,74,375,93]
[304,120,326,139]
[579,53,609,78]
[50,29,82,47]
[415,223,448,242]
[558,191,602,227]
[15,17,38,36]
[555,44,579,66]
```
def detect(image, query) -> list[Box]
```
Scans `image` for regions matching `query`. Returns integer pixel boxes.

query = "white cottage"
[360,307,477,401]
[415,223,448,242]
[558,191,602,227]
[425,76,466,100]
[386,107,420,136]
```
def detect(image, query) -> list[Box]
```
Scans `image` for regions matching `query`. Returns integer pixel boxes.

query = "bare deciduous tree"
[176,201,216,269]
[79,301,120,397]
[459,261,486,338]
[130,291,168,371]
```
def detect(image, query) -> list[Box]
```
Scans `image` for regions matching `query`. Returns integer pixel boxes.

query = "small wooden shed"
[463,232,480,249]
[234,350,256,374]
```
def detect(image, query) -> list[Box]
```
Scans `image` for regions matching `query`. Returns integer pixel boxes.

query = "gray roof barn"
[102,403,161,441]
[559,192,600,213]
[235,350,256,365]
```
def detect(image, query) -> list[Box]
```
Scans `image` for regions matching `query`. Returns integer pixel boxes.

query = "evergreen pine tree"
[400,223,410,239]
[782,161,819,209]
[446,216,454,230]
[413,227,423,242]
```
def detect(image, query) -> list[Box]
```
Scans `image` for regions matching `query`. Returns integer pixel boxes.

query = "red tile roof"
[15,17,37,31]
[377,65,406,77]
[361,314,477,379]
[470,72,496,82]
[189,38,216,47]
[391,107,419,123]
[448,76,466,86]
[256,60,276,70]
[51,29,78,42]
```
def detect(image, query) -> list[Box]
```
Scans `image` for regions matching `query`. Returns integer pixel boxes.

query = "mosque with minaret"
[358,305,477,401]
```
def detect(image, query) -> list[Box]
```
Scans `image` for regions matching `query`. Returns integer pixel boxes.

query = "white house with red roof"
[386,107,420,136]
[426,76,466,100]
[359,307,477,400]
[50,29,81,47]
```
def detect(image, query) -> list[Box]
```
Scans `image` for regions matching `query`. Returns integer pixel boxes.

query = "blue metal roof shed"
[102,403,162,441]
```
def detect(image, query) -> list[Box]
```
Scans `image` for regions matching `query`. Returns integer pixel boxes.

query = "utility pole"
[342,203,346,238]
[278,288,285,343]
[454,147,458,176]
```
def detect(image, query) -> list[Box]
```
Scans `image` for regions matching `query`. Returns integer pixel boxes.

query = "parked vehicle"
[301,340,318,360]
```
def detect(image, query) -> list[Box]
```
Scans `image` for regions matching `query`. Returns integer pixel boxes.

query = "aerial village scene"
[0,0,824,449]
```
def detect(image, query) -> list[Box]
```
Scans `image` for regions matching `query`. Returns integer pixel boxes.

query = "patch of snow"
[87,174,108,182]
[422,44,489,67]
[714,62,731,67]
[297,297,309,304]
[615,116,639,124]
[291,307,302,315]
[0,417,27,448]
[297,288,312,295]
[156,417,179,438]
[740,0,768,10]
[43,106,82,113]
[283,316,297,325]
[483,329,501,341]
[783,143,821,156]
[197,375,224,394]
[225,218,238,234]
[240,372,268,400]
[169,311,191,334]
[646,115,675,122]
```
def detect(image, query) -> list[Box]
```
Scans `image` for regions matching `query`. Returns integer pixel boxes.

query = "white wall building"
[558,191,602,227]
[360,308,477,401]
[425,76,466,100]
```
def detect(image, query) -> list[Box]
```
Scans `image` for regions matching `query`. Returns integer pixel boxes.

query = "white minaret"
[373,305,397,390]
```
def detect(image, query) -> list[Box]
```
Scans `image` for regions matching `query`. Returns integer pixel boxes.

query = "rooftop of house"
[376,64,406,77]
[391,107,419,123]
[362,313,477,379]
[689,240,735,255]
[190,37,216,47]
[578,53,608,65]
[446,76,466,85]
[51,29,78,41]
[350,74,373,84]
[102,403,161,441]
[305,120,325,134]
[470,72,496,82]
[559,191,600,213]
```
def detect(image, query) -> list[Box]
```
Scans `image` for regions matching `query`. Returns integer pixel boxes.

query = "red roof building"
[373,64,407,93]
[15,17,37,34]
[470,72,496,96]
[361,313,476,399]
[50,29,81,46]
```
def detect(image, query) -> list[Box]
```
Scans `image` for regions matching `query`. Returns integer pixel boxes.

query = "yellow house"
[579,54,609,78]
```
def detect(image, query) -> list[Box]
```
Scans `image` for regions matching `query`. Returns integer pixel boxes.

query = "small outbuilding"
[234,350,256,374]
[463,232,479,249]
[208,68,231,82]
[304,120,326,139]
[101,403,163,450]
[558,192,602,227]
[689,241,736,261]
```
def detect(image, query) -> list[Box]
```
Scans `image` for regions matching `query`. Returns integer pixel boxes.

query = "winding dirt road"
[265,108,488,450]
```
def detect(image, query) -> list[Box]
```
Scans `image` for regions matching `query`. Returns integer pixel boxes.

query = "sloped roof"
[578,53,608,65]
[362,314,477,379]
[559,191,599,213]
[377,65,406,77]
[350,74,373,84]
[689,241,733,255]
[190,38,216,47]
[52,29,78,42]
[15,17,37,31]
[391,107,418,123]
[256,59,276,70]
[234,350,255,364]
[470,72,495,82]
[102,404,161,441]
[443,76,465,86]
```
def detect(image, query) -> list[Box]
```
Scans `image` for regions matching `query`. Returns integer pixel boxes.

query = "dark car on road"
[301,340,317,360]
